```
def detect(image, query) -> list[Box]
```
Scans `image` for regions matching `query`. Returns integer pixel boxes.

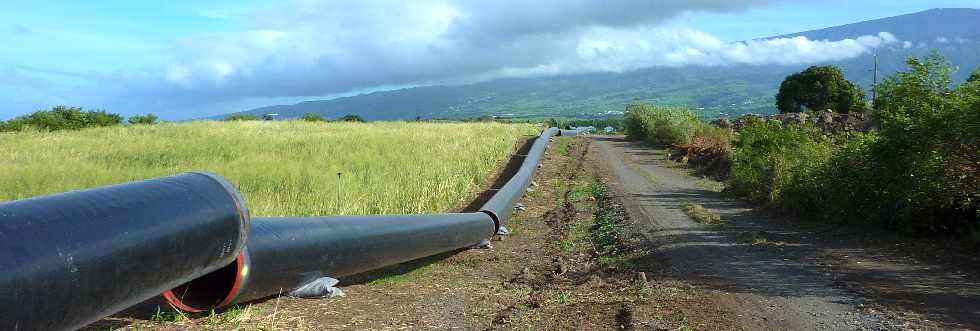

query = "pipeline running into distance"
[163,127,560,312]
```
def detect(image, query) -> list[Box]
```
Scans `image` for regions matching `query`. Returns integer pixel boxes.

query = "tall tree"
[776,66,866,113]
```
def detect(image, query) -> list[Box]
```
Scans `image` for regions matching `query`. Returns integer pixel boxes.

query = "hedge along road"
[590,136,980,330]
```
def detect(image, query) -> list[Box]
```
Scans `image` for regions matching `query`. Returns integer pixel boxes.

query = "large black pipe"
[0,172,250,331]
[479,127,559,226]
[163,213,494,311]
[164,127,557,312]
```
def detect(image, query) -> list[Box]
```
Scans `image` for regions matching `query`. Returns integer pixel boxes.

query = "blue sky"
[1,0,977,119]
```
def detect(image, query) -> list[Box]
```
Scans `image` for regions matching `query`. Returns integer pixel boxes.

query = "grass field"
[0,121,536,216]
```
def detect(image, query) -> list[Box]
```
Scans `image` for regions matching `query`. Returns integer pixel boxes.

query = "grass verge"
[681,202,724,225]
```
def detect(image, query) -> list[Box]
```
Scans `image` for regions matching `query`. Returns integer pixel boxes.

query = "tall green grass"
[624,103,731,147]
[0,121,536,216]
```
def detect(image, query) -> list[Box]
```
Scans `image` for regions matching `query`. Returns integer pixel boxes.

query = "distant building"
[570,126,596,133]
[604,126,615,133]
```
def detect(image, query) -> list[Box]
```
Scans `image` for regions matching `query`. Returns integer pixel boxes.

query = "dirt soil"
[88,135,980,330]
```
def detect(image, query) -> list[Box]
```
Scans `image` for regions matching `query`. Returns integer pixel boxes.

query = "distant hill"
[220,8,980,121]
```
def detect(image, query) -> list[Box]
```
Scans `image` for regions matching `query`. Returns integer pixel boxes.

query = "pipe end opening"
[163,253,246,313]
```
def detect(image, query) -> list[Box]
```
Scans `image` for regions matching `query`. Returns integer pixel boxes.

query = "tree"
[301,112,326,122]
[338,114,365,122]
[776,66,866,113]
[967,66,980,84]
[0,106,122,131]
[128,113,158,125]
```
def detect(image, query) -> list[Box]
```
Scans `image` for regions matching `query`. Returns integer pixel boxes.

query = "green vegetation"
[0,121,535,216]
[596,254,634,269]
[728,122,832,204]
[127,113,159,125]
[150,307,186,323]
[628,51,979,239]
[223,114,260,121]
[681,202,723,225]
[695,178,725,192]
[300,112,326,122]
[733,52,978,235]
[556,137,572,156]
[624,103,731,147]
[776,65,866,113]
[589,180,627,255]
[338,114,366,122]
[552,291,575,305]
[0,106,122,132]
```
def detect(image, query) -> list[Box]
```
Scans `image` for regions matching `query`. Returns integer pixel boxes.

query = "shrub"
[623,103,702,145]
[869,51,979,234]
[727,121,832,205]
[223,114,260,121]
[730,52,978,238]
[0,106,122,132]
[338,114,365,122]
[128,113,159,125]
[301,112,326,122]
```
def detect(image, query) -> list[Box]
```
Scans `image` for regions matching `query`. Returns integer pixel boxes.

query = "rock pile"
[726,110,874,135]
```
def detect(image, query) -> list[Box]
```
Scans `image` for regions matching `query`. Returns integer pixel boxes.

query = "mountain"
[222,8,980,121]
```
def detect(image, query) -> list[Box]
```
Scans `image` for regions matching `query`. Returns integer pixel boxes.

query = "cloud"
[34,0,896,118]
[548,29,896,73]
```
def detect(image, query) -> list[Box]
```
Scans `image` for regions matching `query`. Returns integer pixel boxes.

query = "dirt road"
[592,136,980,330]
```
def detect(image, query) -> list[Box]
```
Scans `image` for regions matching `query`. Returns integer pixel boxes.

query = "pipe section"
[164,213,494,312]
[479,127,559,226]
[0,172,250,331]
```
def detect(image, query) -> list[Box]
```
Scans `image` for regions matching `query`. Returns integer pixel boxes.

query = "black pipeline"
[0,172,250,331]
[164,213,494,311]
[479,127,559,226]
[164,127,556,312]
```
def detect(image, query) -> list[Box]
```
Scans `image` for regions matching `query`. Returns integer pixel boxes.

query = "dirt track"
[591,136,980,330]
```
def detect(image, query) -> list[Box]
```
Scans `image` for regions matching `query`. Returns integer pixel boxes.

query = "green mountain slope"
[224,8,980,121]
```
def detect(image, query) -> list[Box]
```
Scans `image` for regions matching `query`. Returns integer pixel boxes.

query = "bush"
[223,114,260,121]
[128,113,159,125]
[730,52,978,238]
[301,112,326,122]
[623,103,702,145]
[727,121,832,205]
[0,106,122,132]
[868,51,979,234]
[338,114,365,122]
[776,65,866,113]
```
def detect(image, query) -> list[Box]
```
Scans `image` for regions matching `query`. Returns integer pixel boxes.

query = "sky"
[1,0,977,120]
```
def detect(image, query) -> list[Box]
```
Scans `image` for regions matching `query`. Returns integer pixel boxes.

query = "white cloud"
[76,0,897,118]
